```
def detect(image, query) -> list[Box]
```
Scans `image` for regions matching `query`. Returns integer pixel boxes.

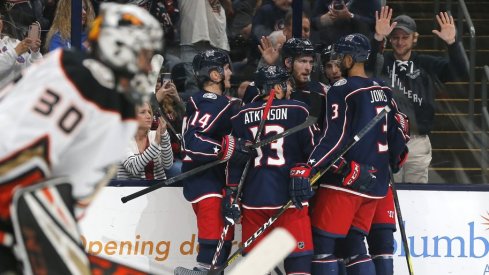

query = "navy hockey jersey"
[228,99,315,208]
[181,91,240,202]
[308,76,407,198]
[290,80,328,132]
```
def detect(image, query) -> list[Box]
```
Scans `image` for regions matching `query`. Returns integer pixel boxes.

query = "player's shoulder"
[243,83,260,104]
[277,99,310,115]
[60,49,135,119]
[305,81,327,95]
[190,91,236,111]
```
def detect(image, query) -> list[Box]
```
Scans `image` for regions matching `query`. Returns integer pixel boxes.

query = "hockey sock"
[284,254,312,274]
[367,228,394,275]
[311,254,339,275]
[344,254,375,275]
[372,255,393,275]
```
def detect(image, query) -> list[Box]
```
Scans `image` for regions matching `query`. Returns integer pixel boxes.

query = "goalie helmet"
[333,33,371,63]
[282,38,315,59]
[88,3,163,100]
[254,65,289,96]
[192,49,231,86]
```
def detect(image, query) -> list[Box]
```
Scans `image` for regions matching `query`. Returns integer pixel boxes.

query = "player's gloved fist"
[394,112,410,142]
[334,158,377,193]
[219,135,257,166]
[289,164,315,209]
[222,187,241,226]
[390,147,408,173]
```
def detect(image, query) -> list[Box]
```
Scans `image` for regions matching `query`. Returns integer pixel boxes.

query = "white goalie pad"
[10,177,91,275]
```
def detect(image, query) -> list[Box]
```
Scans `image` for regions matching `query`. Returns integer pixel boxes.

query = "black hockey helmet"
[333,33,371,63]
[282,38,315,59]
[254,65,289,96]
[320,44,335,66]
[192,49,232,85]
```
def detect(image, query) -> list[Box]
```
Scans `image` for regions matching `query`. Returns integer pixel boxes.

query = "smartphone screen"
[28,22,41,40]
[160,73,172,86]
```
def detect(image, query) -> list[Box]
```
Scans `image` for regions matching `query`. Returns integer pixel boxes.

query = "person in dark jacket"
[370,7,469,183]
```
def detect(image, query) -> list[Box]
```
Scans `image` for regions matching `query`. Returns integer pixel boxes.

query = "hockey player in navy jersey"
[289,33,408,275]
[0,3,163,274]
[227,65,316,274]
[243,38,327,134]
[181,49,255,272]
[320,40,410,275]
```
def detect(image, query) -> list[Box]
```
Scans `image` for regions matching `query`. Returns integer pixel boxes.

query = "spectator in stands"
[4,0,49,33]
[372,7,469,183]
[117,102,174,180]
[155,77,185,178]
[0,13,42,89]
[178,0,231,63]
[310,0,380,47]
[258,10,311,68]
[44,0,95,52]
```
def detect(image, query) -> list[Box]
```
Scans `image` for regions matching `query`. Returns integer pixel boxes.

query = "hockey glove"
[333,158,377,193]
[390,147,409,173]
[289,164,315,209]
[394,112,410,142]
[222,187,241,226]
[219,135,257,166]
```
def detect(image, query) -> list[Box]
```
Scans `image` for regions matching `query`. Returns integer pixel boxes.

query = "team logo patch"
[203,93,217,100]
[297,242,305,249]
[334,79,347,86]
[407,69,421,79]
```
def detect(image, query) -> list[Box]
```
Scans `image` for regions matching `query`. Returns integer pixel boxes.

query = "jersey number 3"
[33,89,82,134]
[250,125,285,167]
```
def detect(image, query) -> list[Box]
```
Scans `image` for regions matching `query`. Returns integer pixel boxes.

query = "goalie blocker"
[10,177,148,275]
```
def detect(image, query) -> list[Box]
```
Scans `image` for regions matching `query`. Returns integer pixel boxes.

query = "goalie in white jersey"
[0,3,163,274]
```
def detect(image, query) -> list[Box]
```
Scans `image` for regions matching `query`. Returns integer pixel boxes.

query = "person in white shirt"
[0,14,42,89]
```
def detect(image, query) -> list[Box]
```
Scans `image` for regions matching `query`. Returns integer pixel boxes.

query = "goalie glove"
[333,157,377,193]
[289,164,315,209]
[222,187,241,226]
[219,135,257,166]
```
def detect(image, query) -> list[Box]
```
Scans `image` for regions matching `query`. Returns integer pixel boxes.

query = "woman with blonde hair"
[118,102,174,180]
[44,0,95,52]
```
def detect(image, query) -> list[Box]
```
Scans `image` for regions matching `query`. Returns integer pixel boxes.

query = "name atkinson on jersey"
[244,108,287,124]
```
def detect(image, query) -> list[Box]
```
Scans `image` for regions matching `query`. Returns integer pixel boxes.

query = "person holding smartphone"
[0,16,42,89]
[310,0,380,47]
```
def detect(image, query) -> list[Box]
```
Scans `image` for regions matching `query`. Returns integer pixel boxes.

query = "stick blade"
[228,228,296,275]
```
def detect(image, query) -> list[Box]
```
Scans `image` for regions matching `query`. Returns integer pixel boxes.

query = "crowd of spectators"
[0,0,468,184]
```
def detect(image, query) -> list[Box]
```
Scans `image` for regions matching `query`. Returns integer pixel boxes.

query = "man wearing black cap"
[371,7,469,183]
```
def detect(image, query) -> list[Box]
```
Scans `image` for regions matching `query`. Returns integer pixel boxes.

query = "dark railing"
[481,65,489,180]
[437,0,476,138]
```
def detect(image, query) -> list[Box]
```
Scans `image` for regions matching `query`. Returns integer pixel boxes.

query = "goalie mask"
[88,3,163,103]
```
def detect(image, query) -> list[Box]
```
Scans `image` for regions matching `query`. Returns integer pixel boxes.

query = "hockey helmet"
[333,33,371,63]
[254,65,289,95]
[192,49,231,86]
[88,3,163,101]
[282,38,315,59]
[320,44,335,65]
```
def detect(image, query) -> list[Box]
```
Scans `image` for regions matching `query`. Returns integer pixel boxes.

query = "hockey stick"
[390,171,414,275]
[209,89,276,270]
[227,228,295,275]
[121,97,321,203]
[148,55,183,143]
[176,105,392,275]
[150,93,183,143]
